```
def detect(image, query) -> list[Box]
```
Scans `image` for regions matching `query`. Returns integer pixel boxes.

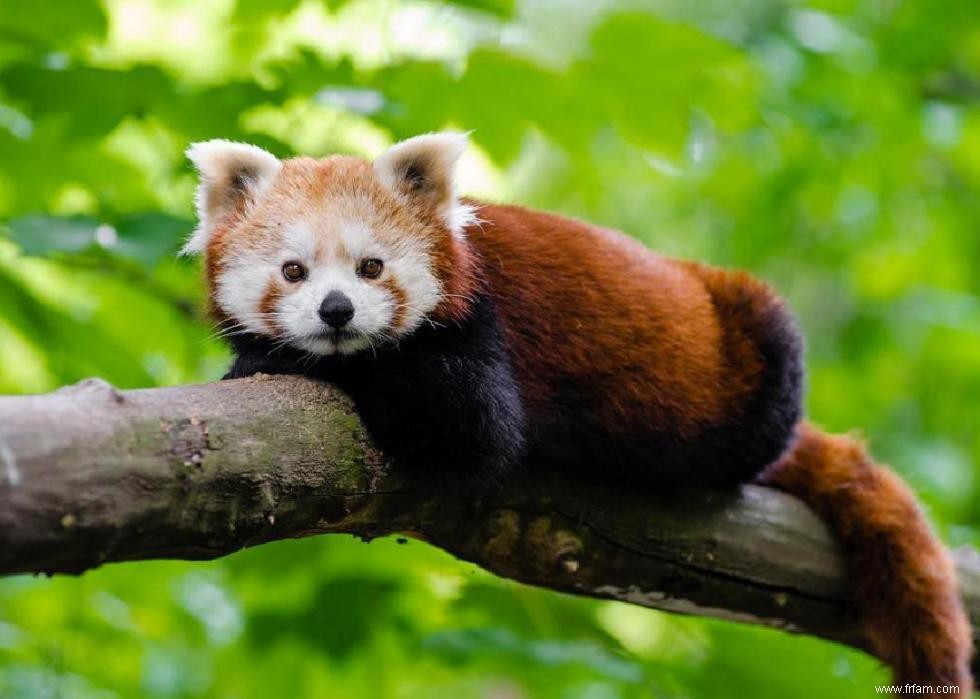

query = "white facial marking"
[216,210,442,356]
[282,224,317,262]
[215,248,275,337]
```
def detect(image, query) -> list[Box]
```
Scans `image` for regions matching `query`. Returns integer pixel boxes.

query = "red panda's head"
[184,133,480,356]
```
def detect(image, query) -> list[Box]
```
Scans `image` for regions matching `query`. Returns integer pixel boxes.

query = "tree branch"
[1,376,977,675]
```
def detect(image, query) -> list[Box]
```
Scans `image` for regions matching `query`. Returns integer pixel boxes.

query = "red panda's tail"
[759,422,973,690]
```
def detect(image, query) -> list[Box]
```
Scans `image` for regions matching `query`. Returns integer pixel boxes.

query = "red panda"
[185,132,973,690]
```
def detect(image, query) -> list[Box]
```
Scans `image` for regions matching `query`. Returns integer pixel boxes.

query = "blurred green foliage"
[0,0,978,696]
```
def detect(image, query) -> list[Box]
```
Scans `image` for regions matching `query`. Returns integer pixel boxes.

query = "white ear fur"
[182,140,281,255]
[374,132,476,235]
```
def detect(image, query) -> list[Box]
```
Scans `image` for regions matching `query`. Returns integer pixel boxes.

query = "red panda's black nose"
[318,291,355,329]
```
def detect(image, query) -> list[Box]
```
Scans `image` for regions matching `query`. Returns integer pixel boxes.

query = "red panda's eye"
[281,262,307,282]
[358,258,384,279]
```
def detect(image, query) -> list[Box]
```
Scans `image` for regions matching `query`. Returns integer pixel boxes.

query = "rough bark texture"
[1,375,977,676]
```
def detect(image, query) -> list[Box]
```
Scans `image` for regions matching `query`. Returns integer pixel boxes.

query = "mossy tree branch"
[1,376,977,676]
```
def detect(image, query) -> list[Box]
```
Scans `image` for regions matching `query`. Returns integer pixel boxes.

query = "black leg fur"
[222,351,295,380]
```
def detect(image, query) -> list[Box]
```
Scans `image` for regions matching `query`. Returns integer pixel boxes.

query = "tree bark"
[1,375,977,676]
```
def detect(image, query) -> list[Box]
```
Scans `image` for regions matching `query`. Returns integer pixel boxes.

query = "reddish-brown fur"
[762,424,973,691]
[197,148,973,688]
[257,280,283,334]
[381,277,408,331]
[463,202,972,689]
[466,203,758,435]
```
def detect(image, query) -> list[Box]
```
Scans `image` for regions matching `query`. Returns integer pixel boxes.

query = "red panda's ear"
[182,140,281,255]
[374,132,476,235]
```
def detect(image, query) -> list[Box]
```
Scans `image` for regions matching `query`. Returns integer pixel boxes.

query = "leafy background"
[0,0,978,696]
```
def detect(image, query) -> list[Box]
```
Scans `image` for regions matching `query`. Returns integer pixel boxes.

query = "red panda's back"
[465,202,803,484]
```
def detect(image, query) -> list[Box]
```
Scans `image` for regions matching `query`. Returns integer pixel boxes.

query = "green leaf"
[113,213,192,266]
[444,0,515,17]
[6,213,190,267]
[0,64,175,141]
[5,215,98,255]
[0,0,106,54]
